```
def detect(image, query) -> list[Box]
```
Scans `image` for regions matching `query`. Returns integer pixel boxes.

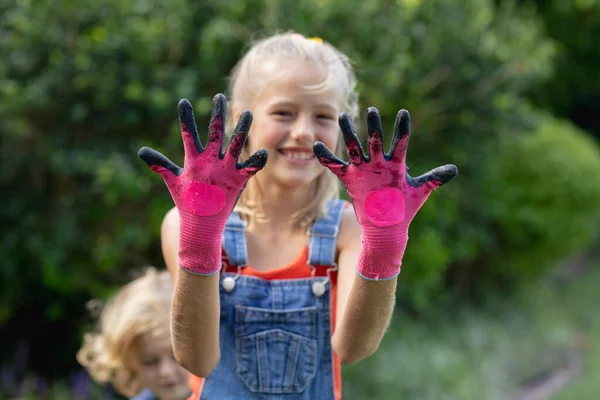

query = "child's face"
[132,332,190,400]
[245,63,342,189]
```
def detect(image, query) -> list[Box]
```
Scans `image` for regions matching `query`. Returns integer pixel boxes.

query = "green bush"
[480,114,600,285]
[518,0,600,140]
[404,109,600,305]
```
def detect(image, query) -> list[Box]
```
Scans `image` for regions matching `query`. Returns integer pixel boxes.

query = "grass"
[551,263,600,400]
[343,256,600,400]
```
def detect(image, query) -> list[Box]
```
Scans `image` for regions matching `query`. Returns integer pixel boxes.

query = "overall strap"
[222,211,248,266]
[307,199,346,266]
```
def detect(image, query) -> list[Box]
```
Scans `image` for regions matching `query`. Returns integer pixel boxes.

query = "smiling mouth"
[278,149,315,161]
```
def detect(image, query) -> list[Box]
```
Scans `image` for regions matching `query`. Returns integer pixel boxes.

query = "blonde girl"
[77,268,190,400]
[139,32,457,399]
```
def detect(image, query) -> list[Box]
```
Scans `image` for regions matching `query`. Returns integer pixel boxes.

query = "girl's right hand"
[138,94,268,275]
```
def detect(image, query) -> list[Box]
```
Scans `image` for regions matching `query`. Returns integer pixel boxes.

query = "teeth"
[282,151,313,160]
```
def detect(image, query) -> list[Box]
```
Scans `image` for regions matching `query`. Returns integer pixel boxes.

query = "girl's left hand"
[314,108,457,230]
[313,108,457,280]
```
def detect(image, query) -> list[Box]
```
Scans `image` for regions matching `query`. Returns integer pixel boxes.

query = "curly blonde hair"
[77,268,173,397]
[227,31,359,230]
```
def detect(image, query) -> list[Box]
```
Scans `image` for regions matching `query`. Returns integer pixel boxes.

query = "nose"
[158,357,178,378]
[290,114,316,143]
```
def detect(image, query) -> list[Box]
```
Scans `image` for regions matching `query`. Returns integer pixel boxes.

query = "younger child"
[77,268,191,400]
[139,32,457,399]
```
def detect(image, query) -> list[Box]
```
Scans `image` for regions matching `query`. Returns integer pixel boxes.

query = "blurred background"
[2,0,600,398]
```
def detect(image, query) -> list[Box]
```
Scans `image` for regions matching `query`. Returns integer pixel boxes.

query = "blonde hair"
[227,31,359,230]
[77,268,173,397]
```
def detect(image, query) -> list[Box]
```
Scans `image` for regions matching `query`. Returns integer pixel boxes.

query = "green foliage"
[0,0,203,376]
[523,0,600,139]
[344,262,600,400]
[480,115,600,285]
[2,0,600,380]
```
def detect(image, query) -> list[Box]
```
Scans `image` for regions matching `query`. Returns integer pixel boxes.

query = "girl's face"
[132,332,190,400]
[242,63,342,189]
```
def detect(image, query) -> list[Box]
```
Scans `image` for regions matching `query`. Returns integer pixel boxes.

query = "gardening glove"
[314,108,457,280]
[138,94,268,275]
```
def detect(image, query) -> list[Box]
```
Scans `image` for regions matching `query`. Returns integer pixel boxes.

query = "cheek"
[134,366,158,386]
[248,123,282,152]
[319,126,340,151]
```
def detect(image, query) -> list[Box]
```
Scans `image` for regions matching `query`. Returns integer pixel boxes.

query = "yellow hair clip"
[307,37,323,44]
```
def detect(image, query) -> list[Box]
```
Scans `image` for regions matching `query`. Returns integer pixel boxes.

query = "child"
[77,268,191,400]
[138,32,457,399]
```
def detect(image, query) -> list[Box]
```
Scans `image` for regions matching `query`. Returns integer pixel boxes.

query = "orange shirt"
[188,247,342,399]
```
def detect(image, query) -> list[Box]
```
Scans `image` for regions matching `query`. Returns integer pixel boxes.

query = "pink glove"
[314,108,457,280]
[138,94,268,275]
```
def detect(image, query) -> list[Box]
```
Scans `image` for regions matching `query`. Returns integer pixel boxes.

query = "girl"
[77,268,191,400]
[138,32,457,399]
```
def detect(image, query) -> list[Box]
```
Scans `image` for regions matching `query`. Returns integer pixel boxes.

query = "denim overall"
[130,389,157,400]
[198,199,346,400]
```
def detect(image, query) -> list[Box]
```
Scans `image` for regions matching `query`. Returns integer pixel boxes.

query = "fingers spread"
[207,93,227,154]
[407,164,458,189]
[314,141,347,177]
[178,99,203,156]
[227,110,253,161]
[366,107,385,161]
[138,147,182,176]
[339,113,366,165]
[138,146,182,188]
[238,148,268,179]
[388,109,411,162]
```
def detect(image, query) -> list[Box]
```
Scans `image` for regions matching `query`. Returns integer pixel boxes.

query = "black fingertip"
[236,110,254,133]
[137,146,159,166]
[178,98,192,111]
[314,142,347,166]
[137,147,182,176]
[366,107,381,120]
[213,93,227,104]
[396,109,411,137]
[387,109,411,160]
[254,148,269,165]
[211,93,227,120]
[177,98,203,153]
[366,107,383,138]
[313,141,330,158]
[241,148,269,170]
[339,112,358,136]
[407,164,458,188]
[177,98,194,123]
[229,110,254,158]
[436,164,458,185]
[338,112,352,128]
[398,109,410,119]
[138,146,151,162]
